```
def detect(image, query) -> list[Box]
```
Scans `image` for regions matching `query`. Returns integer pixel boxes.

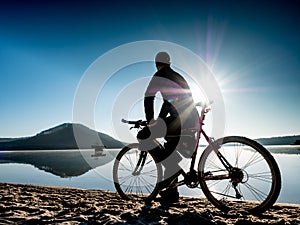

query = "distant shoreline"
[1,123,299,151]
[1,145,299,155]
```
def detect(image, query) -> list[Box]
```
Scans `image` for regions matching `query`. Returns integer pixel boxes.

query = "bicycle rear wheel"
[113,143,162,201]
[199,136,281,214]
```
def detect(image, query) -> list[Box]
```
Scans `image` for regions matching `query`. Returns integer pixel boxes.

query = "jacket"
[144,66,199,129]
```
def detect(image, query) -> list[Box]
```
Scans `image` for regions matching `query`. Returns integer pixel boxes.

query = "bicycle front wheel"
[113,143,162,202]
[199,136,281,214]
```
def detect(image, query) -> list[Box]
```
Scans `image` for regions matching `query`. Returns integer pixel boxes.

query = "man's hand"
[148,119,158,128]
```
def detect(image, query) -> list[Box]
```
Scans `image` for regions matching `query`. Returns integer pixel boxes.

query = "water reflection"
[0,149,119,178]
[267,145,300,154]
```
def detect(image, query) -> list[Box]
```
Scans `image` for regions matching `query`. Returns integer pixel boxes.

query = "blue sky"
[0,0,299,139]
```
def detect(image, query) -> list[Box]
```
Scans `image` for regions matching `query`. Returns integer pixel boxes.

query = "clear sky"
[0,0,299,139]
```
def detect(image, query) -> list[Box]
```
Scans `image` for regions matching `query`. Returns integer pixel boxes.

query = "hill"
[255,135,300,145]
[0,123,124,150]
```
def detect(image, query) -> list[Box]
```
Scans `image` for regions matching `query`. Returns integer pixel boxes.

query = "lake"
[0,146,299,204]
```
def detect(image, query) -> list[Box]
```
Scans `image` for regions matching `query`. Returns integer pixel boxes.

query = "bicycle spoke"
[145,154,154,165]
[234,143,243,167]
[205,157,225,171]
[248,171,272,183]
[222,182,232,198]
[119,174,134,184]
[209,184,237,199]
[206,179,223,189]
[136,177,143,195]
[242,152,265,170]
[142,168,158,174]
[243,182,268,202]
[125,177,135,193]
[118,168,132,173]
[124,154,135,170]
[140,176,155,193]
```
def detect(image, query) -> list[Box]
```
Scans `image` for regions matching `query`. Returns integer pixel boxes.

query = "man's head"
[155,52,170,70]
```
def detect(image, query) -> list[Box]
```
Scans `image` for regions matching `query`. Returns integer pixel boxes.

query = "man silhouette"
[137,52,199,202]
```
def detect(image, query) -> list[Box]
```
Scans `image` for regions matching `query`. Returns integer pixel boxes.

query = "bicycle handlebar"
[121,119,147,128]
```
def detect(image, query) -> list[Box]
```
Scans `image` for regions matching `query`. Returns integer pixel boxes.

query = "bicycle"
[113,102,281,214]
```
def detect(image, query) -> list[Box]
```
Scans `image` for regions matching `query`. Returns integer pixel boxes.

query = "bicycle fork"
[132,151,148,176]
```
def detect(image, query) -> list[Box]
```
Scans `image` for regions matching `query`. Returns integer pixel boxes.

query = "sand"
[0,182,299,225]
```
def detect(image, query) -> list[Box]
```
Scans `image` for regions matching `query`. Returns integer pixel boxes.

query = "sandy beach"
[0,182,299,225]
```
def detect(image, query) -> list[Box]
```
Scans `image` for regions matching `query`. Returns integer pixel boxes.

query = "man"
[137,52,199,202]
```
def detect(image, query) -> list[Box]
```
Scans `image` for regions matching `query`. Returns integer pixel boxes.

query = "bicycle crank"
[185,170,199,188]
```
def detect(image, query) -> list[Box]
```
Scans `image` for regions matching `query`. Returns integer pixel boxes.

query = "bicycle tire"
[113,143,162,202]
[198,136,281,214]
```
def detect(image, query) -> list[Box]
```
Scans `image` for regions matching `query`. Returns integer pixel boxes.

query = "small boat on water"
[91,145,106,157]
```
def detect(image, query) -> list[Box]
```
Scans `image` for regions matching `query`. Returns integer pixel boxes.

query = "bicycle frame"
[189,103,233,174]
[124,102,235,189]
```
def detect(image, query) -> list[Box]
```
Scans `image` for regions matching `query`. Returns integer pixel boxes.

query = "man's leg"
[159,137,182,203]
[162,139,182,179]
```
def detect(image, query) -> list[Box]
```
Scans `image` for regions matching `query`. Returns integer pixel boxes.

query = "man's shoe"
[159,188,179,203]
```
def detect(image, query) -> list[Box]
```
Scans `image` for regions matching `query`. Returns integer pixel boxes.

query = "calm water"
[0,147,299,204]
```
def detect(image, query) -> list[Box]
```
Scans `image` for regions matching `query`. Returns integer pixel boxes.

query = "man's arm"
[144,76,160,123]
[158,100,169,118]
[144,96,154,123]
